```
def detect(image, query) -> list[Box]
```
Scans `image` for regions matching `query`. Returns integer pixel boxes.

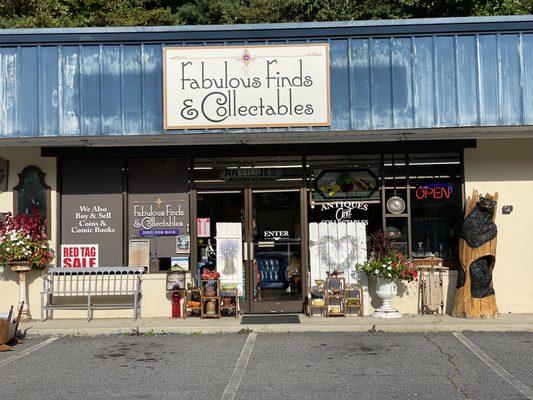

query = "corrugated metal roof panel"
[2,18,533,139]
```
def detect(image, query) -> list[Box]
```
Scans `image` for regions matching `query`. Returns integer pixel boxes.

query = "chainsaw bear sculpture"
[458,195,497,299]
[452,190,499,319]
[469,255,496,298]
[460,195,497,249]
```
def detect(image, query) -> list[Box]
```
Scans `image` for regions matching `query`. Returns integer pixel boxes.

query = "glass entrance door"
[196,190,250,312]
[246,188,303,313]
[196,188,305,314]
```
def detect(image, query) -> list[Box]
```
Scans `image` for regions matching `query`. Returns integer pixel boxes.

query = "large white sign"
[164,44,330,129]
[216,222,244,296]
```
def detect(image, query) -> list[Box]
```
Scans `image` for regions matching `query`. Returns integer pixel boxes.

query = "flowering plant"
[356,230,418,283]
[0,207,54,268]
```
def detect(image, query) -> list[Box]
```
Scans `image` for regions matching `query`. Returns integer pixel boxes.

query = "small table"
[220,288,240,319]
[326,276,346,317]
[306,286,327,317]
[181,289,201,319]
[201,280,221,319]
[346,284,365,317]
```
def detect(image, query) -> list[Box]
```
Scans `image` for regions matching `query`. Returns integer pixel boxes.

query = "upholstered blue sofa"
[256,252,290,290]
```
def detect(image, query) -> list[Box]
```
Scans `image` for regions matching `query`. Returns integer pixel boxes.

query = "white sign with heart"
[309,221,369,314]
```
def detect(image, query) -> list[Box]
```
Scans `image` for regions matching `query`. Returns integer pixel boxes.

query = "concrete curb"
[20,323,533,337]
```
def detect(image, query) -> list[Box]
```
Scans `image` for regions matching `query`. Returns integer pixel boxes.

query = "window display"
[61,159,190,269]
[308,152,463,268]
[61,160,124,266]
[409,153,462,266]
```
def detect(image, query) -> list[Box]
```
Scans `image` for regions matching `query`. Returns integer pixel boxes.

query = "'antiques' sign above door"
[163,44,330,129]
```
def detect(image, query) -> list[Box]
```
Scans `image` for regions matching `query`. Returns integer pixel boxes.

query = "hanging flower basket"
[0,206,54,270]
[7,261,32,273]
[0,207,53,321]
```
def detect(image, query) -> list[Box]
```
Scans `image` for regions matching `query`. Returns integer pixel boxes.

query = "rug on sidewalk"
[241,314,301,324]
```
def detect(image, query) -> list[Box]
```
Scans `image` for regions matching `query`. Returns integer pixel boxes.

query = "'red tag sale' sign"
[61,244,99,268]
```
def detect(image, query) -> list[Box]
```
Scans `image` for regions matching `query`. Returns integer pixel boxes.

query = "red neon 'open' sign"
[415,184,453,200]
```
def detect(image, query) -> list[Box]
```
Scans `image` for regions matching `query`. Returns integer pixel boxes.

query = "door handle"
[243,242,248,261]
[249,242,254,260]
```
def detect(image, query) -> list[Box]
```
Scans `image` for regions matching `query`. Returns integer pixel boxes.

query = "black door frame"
[194,185,307,314]
[244,186,306,314]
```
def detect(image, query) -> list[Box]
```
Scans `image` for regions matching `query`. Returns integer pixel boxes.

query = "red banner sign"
[61,244,99,268]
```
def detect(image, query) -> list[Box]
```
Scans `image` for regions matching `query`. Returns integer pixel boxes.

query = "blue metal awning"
[1,16,533,140]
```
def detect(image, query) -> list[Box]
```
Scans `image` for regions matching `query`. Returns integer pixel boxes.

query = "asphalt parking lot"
[0,332,531,400]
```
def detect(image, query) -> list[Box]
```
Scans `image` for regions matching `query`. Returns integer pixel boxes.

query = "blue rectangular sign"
[139,229,179,237]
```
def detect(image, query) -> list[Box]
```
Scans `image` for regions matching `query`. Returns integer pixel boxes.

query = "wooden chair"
[0,302,24,352]
[326,276,347,317]
[346,283,365,317]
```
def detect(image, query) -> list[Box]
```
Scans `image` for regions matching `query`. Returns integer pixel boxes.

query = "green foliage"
[355,249,418,282]
[355,230,418,282]
[0,0,532,28]
[0,0,180,28]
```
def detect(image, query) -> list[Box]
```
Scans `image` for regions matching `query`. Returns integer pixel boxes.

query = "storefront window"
[128,159,190,272]
[307,152,463,268]
[307,154,382,232]
[61,160,124,266]
[383,154,410,254]
[60,159,190,270]
[58,151,463,275]
[409,153,462,266]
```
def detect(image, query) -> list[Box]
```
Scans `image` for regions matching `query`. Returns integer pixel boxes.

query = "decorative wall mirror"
[13,166,51,234]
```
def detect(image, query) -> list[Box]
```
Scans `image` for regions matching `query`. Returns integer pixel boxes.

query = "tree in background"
[0,0,179,28]
[1,0,532,28]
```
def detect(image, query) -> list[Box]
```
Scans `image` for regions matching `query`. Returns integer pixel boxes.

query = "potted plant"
[0,206,54,320]
[356,230,418,318]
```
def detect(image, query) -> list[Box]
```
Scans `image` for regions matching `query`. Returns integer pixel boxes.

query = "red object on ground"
[171,292,181,318]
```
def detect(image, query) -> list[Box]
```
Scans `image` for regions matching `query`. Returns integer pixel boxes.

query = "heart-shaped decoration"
[318,235,357,271]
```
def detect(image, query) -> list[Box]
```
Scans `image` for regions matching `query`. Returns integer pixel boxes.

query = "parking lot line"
[0,337,59,368]
[453,332,533,400]
[220,332,257,400]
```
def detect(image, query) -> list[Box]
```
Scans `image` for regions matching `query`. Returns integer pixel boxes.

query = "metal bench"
[41,267,144,321]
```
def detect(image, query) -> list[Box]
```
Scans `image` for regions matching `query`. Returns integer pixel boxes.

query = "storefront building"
[1,16,533,317]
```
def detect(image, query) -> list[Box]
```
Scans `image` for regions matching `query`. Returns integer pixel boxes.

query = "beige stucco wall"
[0,147,58,316]
[2,268,449,319]
[0,269,172,319]
[383,270,457,315]
[463,138,533,313]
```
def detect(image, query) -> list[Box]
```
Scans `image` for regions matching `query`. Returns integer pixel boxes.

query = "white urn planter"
[8,261,33,320]
[372,277,402,318]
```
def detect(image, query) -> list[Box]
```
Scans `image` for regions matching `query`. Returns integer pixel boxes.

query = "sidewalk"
[18,313,533,336]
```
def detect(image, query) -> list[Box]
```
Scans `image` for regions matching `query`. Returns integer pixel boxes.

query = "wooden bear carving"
[452,190,498,319]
